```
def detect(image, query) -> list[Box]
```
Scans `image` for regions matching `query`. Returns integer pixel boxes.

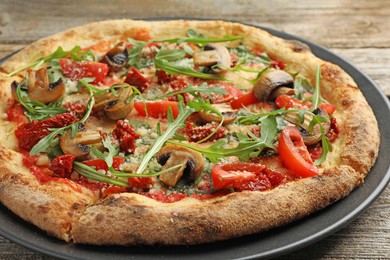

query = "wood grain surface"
[0,0,389,259]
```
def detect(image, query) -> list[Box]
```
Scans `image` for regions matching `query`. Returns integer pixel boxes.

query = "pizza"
[0,20,380,245]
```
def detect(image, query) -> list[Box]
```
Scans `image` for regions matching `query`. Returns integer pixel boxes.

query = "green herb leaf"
[30,126,70,155]
[127,38,147,67]
[8,46,94,77]
[101,136,119,168]
[73,161,130,187]
[15,80,67,121]
[154,58,223,80]
[136,101,195,174]
[168,116,277,162]
[156,32,242,45]
[294,77,314,100]
[154,83,228,100]
[155,49,186,61]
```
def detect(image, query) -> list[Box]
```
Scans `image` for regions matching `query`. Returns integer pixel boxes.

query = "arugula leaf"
[186,29,206,39]
[30,126,70,155]
[154,83,228,100]
[315,135,332,165]
[169,116,277,162]
[155,49,186,61]
[304,65,324,110]
[102,136,119,168]
[155,58,223,80]
[230,44,271,66]
[156,31,243,45]
[8,46,94,77]
[127,38,147,67]
[136,100,195,174]
[294,77,314,100]
[15,80,67,121]
[73,161,130,187]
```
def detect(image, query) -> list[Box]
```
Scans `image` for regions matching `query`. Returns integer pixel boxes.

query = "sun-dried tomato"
[128,177,154,189]
[185,121,227,142]
[112,120,140,154]
[124,67,150,92]
[326,117,339,142]
[14,113,77,151]
[157,69,171,84]
[51,154,76,178]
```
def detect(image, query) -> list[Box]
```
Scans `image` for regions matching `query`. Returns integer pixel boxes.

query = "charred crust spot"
[101,196,117,206]
[342,99,354,108]
[95,213,104,222]
[285,40,310,53]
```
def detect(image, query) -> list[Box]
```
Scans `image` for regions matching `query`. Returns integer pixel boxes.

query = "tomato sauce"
[6,102,28,125]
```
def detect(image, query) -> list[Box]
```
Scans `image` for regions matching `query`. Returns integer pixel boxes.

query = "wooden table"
[0,0,389,259]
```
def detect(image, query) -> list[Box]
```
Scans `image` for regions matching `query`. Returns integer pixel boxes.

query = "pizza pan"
[0,19,390,260]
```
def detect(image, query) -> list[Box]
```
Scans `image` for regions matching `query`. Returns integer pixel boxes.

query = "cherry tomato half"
[59,58,109,84]
[211,162,265,189]
[133,101,179,119]
[230,91,259,109]
[278,126,318,178]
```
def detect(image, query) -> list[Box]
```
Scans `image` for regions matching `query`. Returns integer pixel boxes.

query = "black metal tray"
[0,20,389,259]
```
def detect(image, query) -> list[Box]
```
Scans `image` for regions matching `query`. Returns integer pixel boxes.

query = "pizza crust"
[0,20,380,245]
[71,166,361,245]
[0,147,98,241]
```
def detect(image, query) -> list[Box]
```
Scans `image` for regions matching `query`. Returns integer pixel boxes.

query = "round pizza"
[0,20,380,245]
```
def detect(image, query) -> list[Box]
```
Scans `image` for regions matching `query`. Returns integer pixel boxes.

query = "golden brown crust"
[0,147,98,241]
[0,19,380,245]
[71,166,361,245]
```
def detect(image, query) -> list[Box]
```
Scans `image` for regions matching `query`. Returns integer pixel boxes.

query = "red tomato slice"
[319,103,336,115]
[59,58,109,84]
[134,101,179,119]
[211,162,265,189]
[230,91,259,109]
[211,84,243,103]
[278,126,318,177]
[82,157,124,172]
[103,186,128,195]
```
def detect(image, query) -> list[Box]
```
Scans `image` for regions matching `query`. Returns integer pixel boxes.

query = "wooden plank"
[0,0,389,48]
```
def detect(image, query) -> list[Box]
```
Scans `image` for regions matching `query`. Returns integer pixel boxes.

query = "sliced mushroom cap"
[193,43,231,74]
[93,85,134,120]
[268,86,295,101]
[101,42,129,72]
[284,108,330,145]
[198,103,237,125]
[253,70,293,101]
[157,144,205,187]
[12,68,66,104]
[59,130,102,160]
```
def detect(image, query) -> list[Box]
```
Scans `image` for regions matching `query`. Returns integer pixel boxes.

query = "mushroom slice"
[284,108,330,145]
[93,85,134,120]
[157,144,205,187]
[193,43,231,74]
[59,130,102,160]
[101,42,129,72]
[268,86,295,101]
[15,68,66,104]
[198,103,237,125]
[253,70,293,101]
